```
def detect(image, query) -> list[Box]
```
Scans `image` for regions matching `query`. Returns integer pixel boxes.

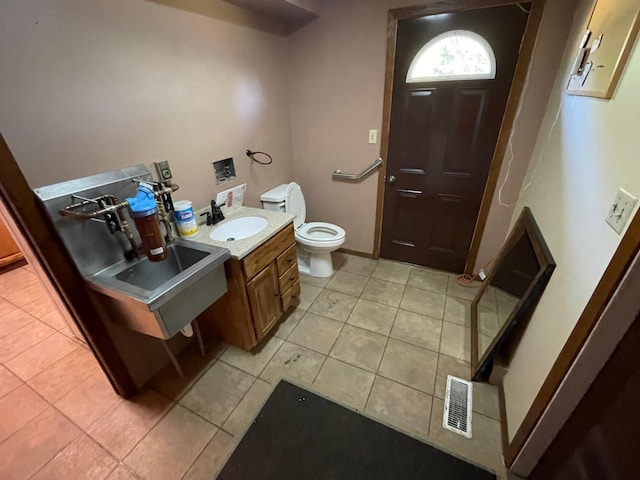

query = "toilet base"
[297,248,335,278]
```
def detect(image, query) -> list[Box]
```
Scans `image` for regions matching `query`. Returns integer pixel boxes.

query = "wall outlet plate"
[606,188,638,234]
[154,160,173,182]
[215,184,246,211]
[213,157,237,185]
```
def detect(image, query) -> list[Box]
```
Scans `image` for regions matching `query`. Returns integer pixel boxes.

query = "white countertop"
[183,206,295,260]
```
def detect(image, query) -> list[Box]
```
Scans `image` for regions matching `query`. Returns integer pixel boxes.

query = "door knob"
[388,175,397,184]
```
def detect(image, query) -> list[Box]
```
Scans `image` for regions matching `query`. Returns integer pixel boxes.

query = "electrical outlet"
[215,184,246,211]
[154,161,173,181]
[606,188,637,234]
[368,129,378,144]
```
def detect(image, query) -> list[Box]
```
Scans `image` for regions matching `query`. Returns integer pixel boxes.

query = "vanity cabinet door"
[247,262,282,341]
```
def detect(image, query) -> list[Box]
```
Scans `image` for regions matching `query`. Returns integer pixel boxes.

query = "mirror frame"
[471,207,556,381]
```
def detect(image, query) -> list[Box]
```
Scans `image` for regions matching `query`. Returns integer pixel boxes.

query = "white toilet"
[261,183,346,277]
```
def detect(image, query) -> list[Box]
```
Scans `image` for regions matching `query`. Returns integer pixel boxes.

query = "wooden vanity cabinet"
[200,224,300,351]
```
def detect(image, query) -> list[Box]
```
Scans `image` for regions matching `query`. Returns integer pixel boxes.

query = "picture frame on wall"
[567,0,640,99]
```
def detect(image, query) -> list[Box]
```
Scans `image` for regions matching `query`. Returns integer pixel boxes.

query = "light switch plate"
[606,188,637,234]
[368,129,378,144]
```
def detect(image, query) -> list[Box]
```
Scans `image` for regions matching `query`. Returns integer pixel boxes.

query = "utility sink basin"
[209,216,268,241]
[87,238,231,339]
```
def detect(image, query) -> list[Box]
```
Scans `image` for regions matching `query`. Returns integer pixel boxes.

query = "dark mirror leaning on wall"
[471,207,556,381]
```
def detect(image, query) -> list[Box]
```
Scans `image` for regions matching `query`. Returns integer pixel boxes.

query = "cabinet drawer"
[242,224,295,280]
[281,280,300,312]
[276,243,297,276]
[278,262,298,293]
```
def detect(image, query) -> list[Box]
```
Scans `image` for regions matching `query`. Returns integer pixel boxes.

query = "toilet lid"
[285,182,306,230]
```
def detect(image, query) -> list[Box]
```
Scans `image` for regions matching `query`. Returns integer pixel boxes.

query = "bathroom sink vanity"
[196,207,299,351]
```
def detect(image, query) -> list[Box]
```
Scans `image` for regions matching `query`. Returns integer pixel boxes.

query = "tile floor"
[0,255,506,479]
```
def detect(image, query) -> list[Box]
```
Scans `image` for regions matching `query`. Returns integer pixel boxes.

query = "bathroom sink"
[209,216,268,241]
[87,238,231,339]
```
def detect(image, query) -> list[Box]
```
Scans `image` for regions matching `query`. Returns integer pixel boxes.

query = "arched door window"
[406,30,496,83]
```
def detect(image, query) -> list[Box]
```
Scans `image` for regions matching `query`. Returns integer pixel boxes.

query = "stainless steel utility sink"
[87,238,230,339]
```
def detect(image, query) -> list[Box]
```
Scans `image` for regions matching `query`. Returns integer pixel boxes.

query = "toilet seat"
[295,222,346,249]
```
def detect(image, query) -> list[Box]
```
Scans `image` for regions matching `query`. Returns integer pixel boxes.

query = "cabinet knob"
[274,292,279,297]
[287,257,293,262]
[289,276,295,281]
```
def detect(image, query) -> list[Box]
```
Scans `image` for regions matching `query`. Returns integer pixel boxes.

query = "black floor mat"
[218,380,496,480]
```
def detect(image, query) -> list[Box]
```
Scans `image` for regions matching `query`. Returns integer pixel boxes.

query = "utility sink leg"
[193,319,206,356]
[161,340,184,378]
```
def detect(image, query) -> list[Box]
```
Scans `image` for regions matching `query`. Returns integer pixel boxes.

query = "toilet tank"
[260,184,289,212]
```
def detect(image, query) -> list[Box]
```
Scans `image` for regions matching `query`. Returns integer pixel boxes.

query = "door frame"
[373,0,547,275]
[0,132,136,397]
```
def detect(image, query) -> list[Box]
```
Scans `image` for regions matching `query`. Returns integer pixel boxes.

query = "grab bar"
[332,157,384,181]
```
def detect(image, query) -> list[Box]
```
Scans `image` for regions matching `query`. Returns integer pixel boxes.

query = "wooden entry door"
[380,5,529,273]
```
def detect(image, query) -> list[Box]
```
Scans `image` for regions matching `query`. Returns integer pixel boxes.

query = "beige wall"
[503,0,640,440]
[288,0,416,253]
[474,0,580,271]
[0,0,294,211]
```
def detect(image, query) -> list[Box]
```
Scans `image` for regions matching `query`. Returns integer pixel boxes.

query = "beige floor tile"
[105,465,140,480]
[378,339,438,394]
[365,376,432,440]
[313,358,375,410]
[0,365,22,399]
[473,381,501,420]
[220,336,283,376]
[55,371,120,429]
[331,251,348,270]
[180,361,254,426]
[361,278,406,308]
[21,295,57,319]
[479,287,497,311]
[444,296,471,327]
[0,308,35,338]
[0,268,39,295]
[308,290,358,322]
[0,297,17,317]
[183,430,236,480]
[260,341,326,385]
[125,404,216,480]
[372,260,412,284]
[340,255,378,276]
[429,397,503,473]
[28,347,100,403]
[0,319,55,363]
[87,388,172,459]
[223,379,272,436]
[148,342,221,401]
[329,324,387,372]
[400,286,446,319]
[479,305,500,337]
[325,270,369,297]
[0,407,81,480]
[297,283,322,310]
[447,277,482,301]
[299,272,332,288]
[347,298,397,335]
[390,309,442,352]
[272,307,305,339]
[434,355,471,399]
[6,332,79,381]
[0,384,49,442]
[440,322,471,362]
[2,282,49,308]
[408,268,449,294]
[288,311,343,354]
[31,434,118,480]
[39,309,67,330]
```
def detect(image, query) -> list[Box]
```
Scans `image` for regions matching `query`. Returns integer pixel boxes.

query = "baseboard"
[337,248,377,259]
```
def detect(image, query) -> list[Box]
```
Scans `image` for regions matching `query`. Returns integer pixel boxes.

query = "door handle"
[388,175,397,184]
